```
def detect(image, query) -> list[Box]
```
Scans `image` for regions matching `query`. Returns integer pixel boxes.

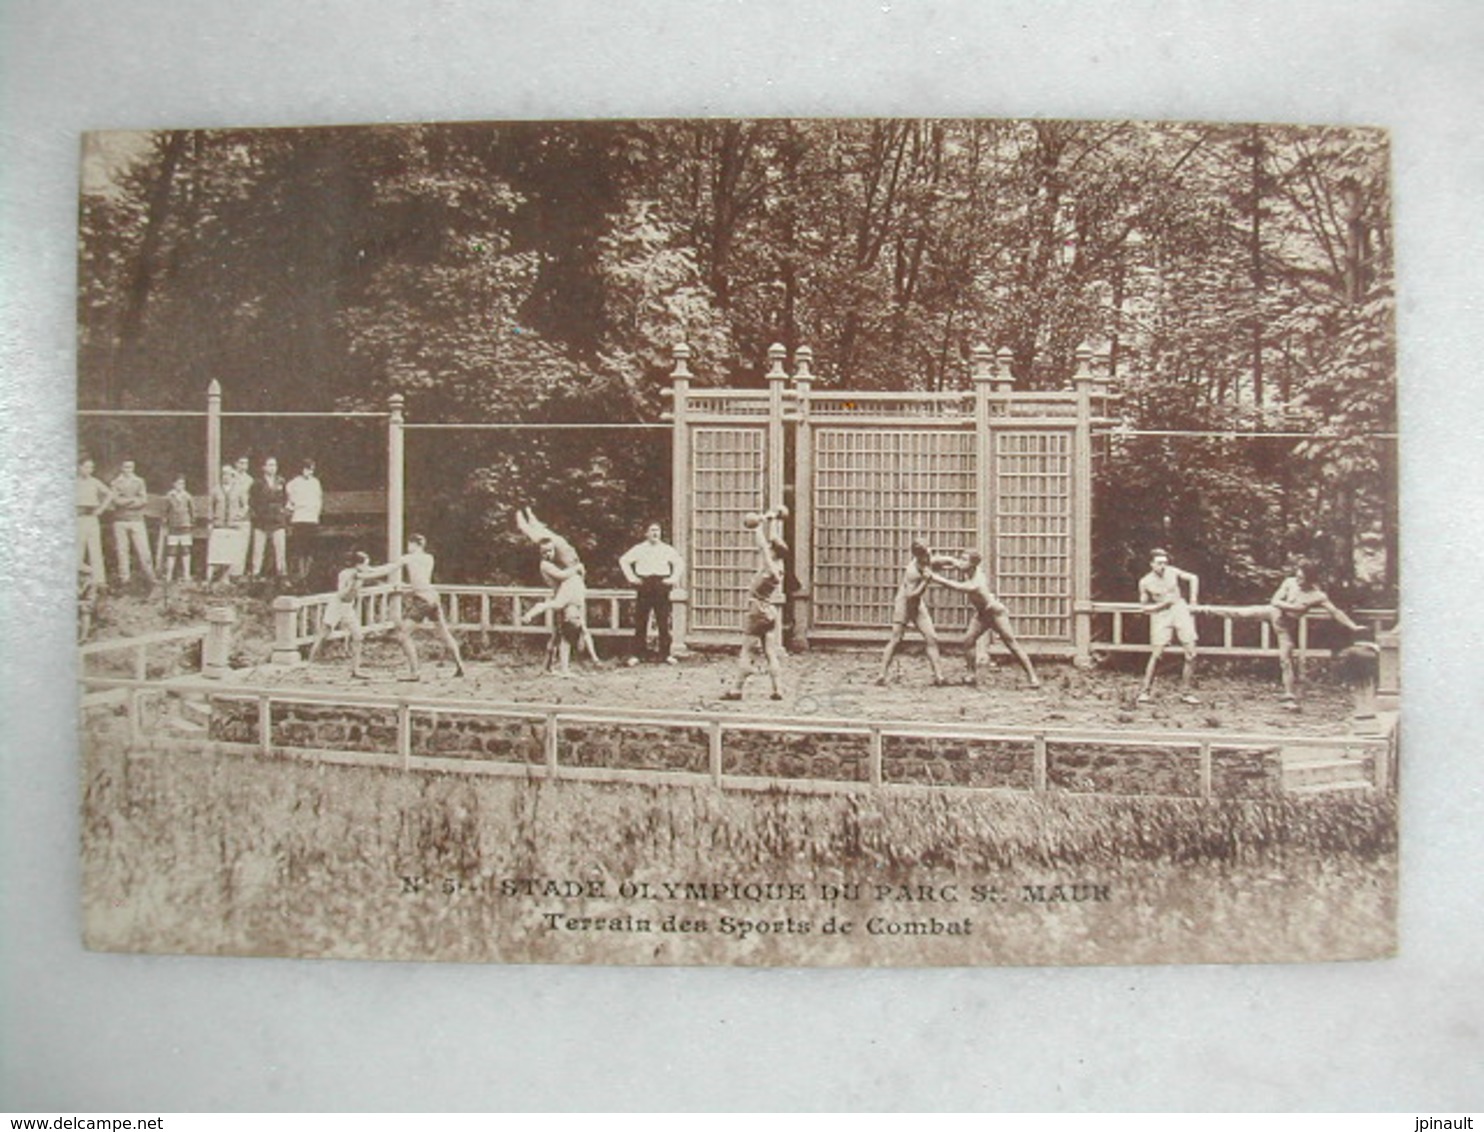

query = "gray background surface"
[3,0,1482,1112]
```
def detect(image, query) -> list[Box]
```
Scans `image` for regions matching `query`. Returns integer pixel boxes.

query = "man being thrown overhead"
[1136,548,1200,705]
[516,508,600,673]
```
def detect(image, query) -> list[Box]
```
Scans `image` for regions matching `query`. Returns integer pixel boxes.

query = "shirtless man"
[515,508,600,672]
[307,550,373,679]
[522,541,602,673]
[875,539,954,686]
[722,511,787,702]
[1270,563,1364,704]
[929,551,1041,688]
[1208,560,1363,708]
[376,534,465,680]
[1136,548,1200,705]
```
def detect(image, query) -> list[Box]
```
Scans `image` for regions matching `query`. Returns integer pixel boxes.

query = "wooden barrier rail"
[79,626,210,717]
[1081,602,1398,660]
[271,583,643,662]
[83,676,1395,798]
[272,584,1397,666]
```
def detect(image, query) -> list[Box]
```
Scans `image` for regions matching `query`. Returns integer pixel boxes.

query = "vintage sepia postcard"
[77,118,1397,966]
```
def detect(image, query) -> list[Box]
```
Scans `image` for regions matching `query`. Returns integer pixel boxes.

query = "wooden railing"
[271,583,642,662]
[79,626,210,716]
[86,676,1396,798]
[270,585,1399,667]
[1081,602,1399,660]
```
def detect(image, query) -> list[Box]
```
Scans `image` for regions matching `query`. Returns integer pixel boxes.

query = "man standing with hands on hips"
[620,521,685,665]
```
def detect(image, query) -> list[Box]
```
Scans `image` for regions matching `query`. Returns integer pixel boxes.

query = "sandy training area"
[246,635,1358,738]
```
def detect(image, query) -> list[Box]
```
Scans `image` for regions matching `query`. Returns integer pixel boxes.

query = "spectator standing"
[285,459,324,584]
[228,457,254,576]
[206,465,240,584]
[110,459,155,585]
[250,456,288,577]
[619,521,685,665]
[76,457,113,585]
[162,474,197,582]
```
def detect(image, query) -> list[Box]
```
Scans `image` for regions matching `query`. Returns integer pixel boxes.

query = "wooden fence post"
[398,701,412,770]
[206,379,222,501]
[257,695,273,758]
[709,719,724,786]
[1033,733,1048,793]
[994,346,1015,393]
[790,345,814,650]
[1198,740,1213,799]
[1072,344,1095,667]
[387,393,405,581]
[544,712,559,777]
[1377,623,1400,711]
[668,343,692,656]
[972,345,996,669]
[766,343,788,655]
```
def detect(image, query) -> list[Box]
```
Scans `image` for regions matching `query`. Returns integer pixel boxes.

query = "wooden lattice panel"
[688,426,767,634]
[812,427,977,632]
[993,430,1072,641]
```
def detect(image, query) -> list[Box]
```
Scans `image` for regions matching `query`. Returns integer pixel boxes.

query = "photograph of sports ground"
[77,118,1398,966]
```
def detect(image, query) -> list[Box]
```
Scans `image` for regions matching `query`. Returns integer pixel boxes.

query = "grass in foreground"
[82,718,1396,967]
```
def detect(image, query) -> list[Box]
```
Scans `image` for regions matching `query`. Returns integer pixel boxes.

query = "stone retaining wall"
[206,698,1284,794]
[883,737,1034,789]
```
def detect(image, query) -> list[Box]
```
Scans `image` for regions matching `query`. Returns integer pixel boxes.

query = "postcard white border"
[3,0,1483,1112]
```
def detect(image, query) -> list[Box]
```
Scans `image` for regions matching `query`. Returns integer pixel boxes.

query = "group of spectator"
[76,454,325,590]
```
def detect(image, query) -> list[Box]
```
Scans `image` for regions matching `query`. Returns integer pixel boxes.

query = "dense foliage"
[78,120,1395,599]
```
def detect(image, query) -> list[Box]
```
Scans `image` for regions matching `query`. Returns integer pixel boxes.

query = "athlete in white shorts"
[1136,548,1200,705]
[307,550,372,679]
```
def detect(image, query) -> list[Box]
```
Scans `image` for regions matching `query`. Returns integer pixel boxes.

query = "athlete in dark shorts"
[363,534,466,680]
[929,551,1041,688]
[722,512,787,702]
[875,539,955,686]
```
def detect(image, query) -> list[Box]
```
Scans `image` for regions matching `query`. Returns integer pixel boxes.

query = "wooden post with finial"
[668,343,693,655]
[790,345,814,650]
[1072,343,1095,665]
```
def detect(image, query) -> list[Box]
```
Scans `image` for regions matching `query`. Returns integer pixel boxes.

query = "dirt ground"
[246,633,1360,737]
